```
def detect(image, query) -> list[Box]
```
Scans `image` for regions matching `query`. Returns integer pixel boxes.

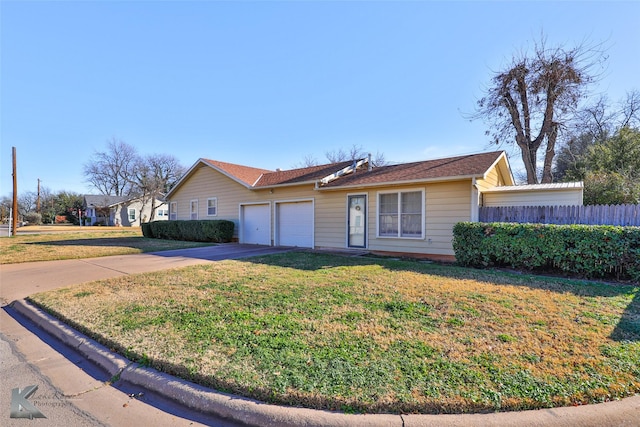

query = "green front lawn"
[29,252,640,414]
[0,229,212,264]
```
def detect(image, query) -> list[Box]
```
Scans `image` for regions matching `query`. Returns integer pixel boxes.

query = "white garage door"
[277,201,313,248]
[241,204,271,245]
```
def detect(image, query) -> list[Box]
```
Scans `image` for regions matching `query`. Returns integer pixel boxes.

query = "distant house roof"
[84,194,167,208]
[167,151,511,197]
[482,182,584,193]
[83,194,127,207]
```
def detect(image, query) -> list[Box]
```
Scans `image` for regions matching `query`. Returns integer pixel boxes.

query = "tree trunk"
[541,124,558,183]
[519,144,539,184]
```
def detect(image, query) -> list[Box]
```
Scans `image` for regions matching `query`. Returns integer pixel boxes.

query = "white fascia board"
[482,151,515,186]
[315,174,482,191]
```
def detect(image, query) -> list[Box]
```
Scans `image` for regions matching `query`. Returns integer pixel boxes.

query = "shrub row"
[142,220,235,243]
[453,222,640,282]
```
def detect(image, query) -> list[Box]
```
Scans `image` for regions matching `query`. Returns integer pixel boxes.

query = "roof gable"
[202,159,272,187]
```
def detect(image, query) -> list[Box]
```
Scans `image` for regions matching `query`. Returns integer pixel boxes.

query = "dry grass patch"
[0,228,211,264]
[28,252,639,414]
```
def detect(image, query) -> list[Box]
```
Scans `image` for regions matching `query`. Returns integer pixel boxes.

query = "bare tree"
[132,154,185,221]
[619,89,640,128]
[296,154,320,168]
[84,138,138,196]
[17,191,38,217]
[555,89,639,180]
[325,144,388,166]
[475,37,604,183]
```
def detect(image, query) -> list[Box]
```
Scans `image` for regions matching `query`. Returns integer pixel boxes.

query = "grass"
[28,252,640,414]
[0,227,212,264]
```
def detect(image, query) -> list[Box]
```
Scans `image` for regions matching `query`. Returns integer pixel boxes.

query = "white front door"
[348,195,366,248]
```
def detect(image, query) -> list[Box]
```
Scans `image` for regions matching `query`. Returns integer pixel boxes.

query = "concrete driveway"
[1,244,293,303]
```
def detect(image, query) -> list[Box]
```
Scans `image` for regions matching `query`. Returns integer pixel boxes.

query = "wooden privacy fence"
[479,204,640,226]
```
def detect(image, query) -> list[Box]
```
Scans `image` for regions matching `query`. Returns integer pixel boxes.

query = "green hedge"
[141,220,234,243]
[453,222,640,282]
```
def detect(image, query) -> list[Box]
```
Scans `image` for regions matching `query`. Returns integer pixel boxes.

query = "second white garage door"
[276,201,313,248]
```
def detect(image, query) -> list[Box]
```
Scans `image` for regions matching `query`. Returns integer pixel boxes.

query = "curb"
[10,299,401,427]
[9,299,640,427]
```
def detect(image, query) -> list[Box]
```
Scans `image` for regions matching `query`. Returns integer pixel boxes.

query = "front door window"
[348,195,366,248]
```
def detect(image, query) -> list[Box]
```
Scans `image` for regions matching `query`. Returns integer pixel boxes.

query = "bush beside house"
[142,220,234,243]
[453,222,640,282]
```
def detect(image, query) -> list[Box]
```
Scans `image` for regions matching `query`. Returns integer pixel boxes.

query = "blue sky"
[2,1,639,196]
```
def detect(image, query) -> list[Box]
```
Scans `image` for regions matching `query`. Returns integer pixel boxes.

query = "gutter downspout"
[471,178,480,222]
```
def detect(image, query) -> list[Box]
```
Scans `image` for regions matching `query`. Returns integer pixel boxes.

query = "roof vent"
[276,168,281,172]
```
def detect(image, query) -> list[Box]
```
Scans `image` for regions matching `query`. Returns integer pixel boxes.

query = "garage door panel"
[277,202,313,248]
[242,204,270,245]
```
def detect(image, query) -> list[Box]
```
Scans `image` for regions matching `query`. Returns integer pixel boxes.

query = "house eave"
[253,180,319,190]
[316,174,484,191]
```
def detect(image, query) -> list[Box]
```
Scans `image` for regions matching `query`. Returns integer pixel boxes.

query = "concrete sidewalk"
[1,244,639,426]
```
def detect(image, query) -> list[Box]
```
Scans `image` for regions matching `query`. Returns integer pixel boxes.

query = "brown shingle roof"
[202,159,273,187]
[320,151,504,188]
[195,151,504,190]
[254,160,355,187]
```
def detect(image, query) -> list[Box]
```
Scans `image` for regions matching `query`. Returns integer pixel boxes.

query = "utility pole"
[12,147,18,236]
[37,178,41,213]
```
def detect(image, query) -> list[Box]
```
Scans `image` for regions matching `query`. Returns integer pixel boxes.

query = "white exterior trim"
[207,197,218,217]
[190,199,199,220]
[376,188,425,240]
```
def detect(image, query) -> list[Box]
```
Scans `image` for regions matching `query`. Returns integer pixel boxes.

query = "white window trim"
[169,202,177,220]
[190,199,199,220]
[128,208,136,221]
[376,189,425,239]
[207,197,218,217]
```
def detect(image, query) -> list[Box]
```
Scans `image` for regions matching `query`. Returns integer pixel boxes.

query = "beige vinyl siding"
[169,163,473,255]
[169,164,334,240]
[476,163,505,191]
[314,191,352,249]
[363,181,471,256]
[483,189,583,207]
[168,164,257,235]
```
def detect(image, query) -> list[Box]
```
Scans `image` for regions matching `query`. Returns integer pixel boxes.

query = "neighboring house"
[165,151,583,259]
[83,195,169,227]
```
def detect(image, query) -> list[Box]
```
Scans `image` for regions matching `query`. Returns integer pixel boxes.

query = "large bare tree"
[476,38,603,184]
[84,138,138,196]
